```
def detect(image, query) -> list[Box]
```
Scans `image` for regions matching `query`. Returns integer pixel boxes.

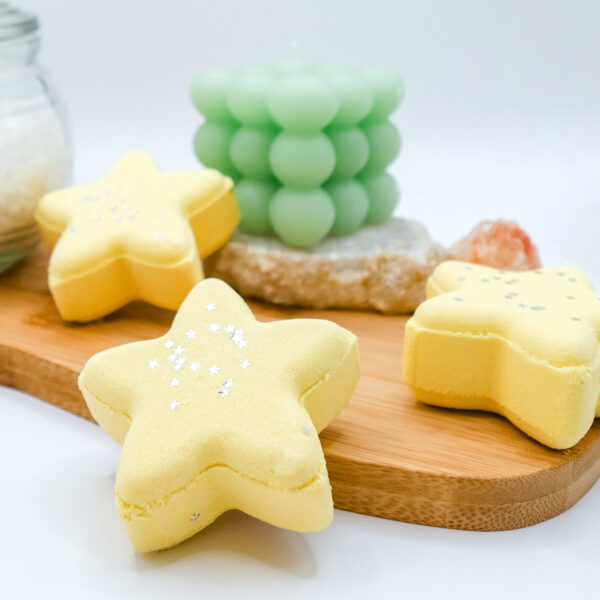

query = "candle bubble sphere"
[267,74,339,131]
[193,121,239,179]
[190,70,235,122]
[326,69,375,127]
[269,187,335,247]
[328,126,369,181]
[361,171,399,224]
[235,179,277,234]
[227,70,275,126]
[325,180,369,235]
[361,121,402,173]
[231,127,275,179]
[361,66,405,122]
[270,132,335,187]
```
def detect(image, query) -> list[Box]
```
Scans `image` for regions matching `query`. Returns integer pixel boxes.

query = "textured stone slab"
[204,218,448,313]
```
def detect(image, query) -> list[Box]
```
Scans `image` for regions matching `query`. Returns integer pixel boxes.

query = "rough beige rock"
[204,218,448,314]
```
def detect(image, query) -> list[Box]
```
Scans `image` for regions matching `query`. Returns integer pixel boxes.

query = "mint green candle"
[190,63,404,247]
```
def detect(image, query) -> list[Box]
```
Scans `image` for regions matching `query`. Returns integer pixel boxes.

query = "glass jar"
[0,2,70,273]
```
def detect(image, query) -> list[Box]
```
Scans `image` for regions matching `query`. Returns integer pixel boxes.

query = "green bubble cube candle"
[191,63,404,247]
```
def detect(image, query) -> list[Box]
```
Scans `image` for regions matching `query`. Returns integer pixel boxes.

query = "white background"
[2,0,600,598]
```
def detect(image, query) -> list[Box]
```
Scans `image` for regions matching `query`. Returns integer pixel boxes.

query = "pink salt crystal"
[451,220,541,271]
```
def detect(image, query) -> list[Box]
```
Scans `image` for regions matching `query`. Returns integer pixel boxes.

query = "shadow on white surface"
[136,511,316,577]
[28,406,316,578]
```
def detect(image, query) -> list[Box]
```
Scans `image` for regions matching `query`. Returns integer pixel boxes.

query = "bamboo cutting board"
[2,247,600,531]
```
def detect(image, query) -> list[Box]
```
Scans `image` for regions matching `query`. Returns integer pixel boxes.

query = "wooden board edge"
[327,444,600,531]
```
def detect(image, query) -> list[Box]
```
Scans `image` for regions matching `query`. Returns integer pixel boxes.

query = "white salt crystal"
[0,106,70,234]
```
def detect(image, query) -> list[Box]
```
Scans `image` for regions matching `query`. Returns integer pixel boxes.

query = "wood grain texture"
[2,247,600,531]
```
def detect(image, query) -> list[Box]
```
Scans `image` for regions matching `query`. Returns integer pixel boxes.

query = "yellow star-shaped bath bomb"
[78,278,359,552]
[403,261,600,449]
[35,151,239,322]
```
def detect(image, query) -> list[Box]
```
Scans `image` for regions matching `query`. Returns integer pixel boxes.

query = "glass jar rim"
[0,2,38,43]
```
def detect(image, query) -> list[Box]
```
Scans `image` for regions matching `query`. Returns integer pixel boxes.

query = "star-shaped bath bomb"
[35,151,239,322]
[78,278,359,552]
[402,261,600,449]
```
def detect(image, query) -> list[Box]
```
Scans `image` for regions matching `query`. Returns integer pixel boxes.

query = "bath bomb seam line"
[408,322,598,371]
[48,247,198,285]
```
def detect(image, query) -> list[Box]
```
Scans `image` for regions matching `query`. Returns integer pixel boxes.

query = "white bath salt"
[0,106,70,235]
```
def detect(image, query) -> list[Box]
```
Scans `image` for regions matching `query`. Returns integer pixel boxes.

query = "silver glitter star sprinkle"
[174,345,185,355]
[240,359,250,369]
[168,353,177,363]
[302,426,311,435]
[190,512,199,521]
[148,359,159,370]
[235,339,247,349]
[170,400,180,411]
[209,365,220,375]
[218,388,230,397]
[185,329,197,339]
[209,323,220,331]
[170,377,180,388]
[205,303,216,311]
[225,324,235,334]
[190,361,201,372]
[174,357,187,372]
[164,340,175,349]
[223,379,233,388]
